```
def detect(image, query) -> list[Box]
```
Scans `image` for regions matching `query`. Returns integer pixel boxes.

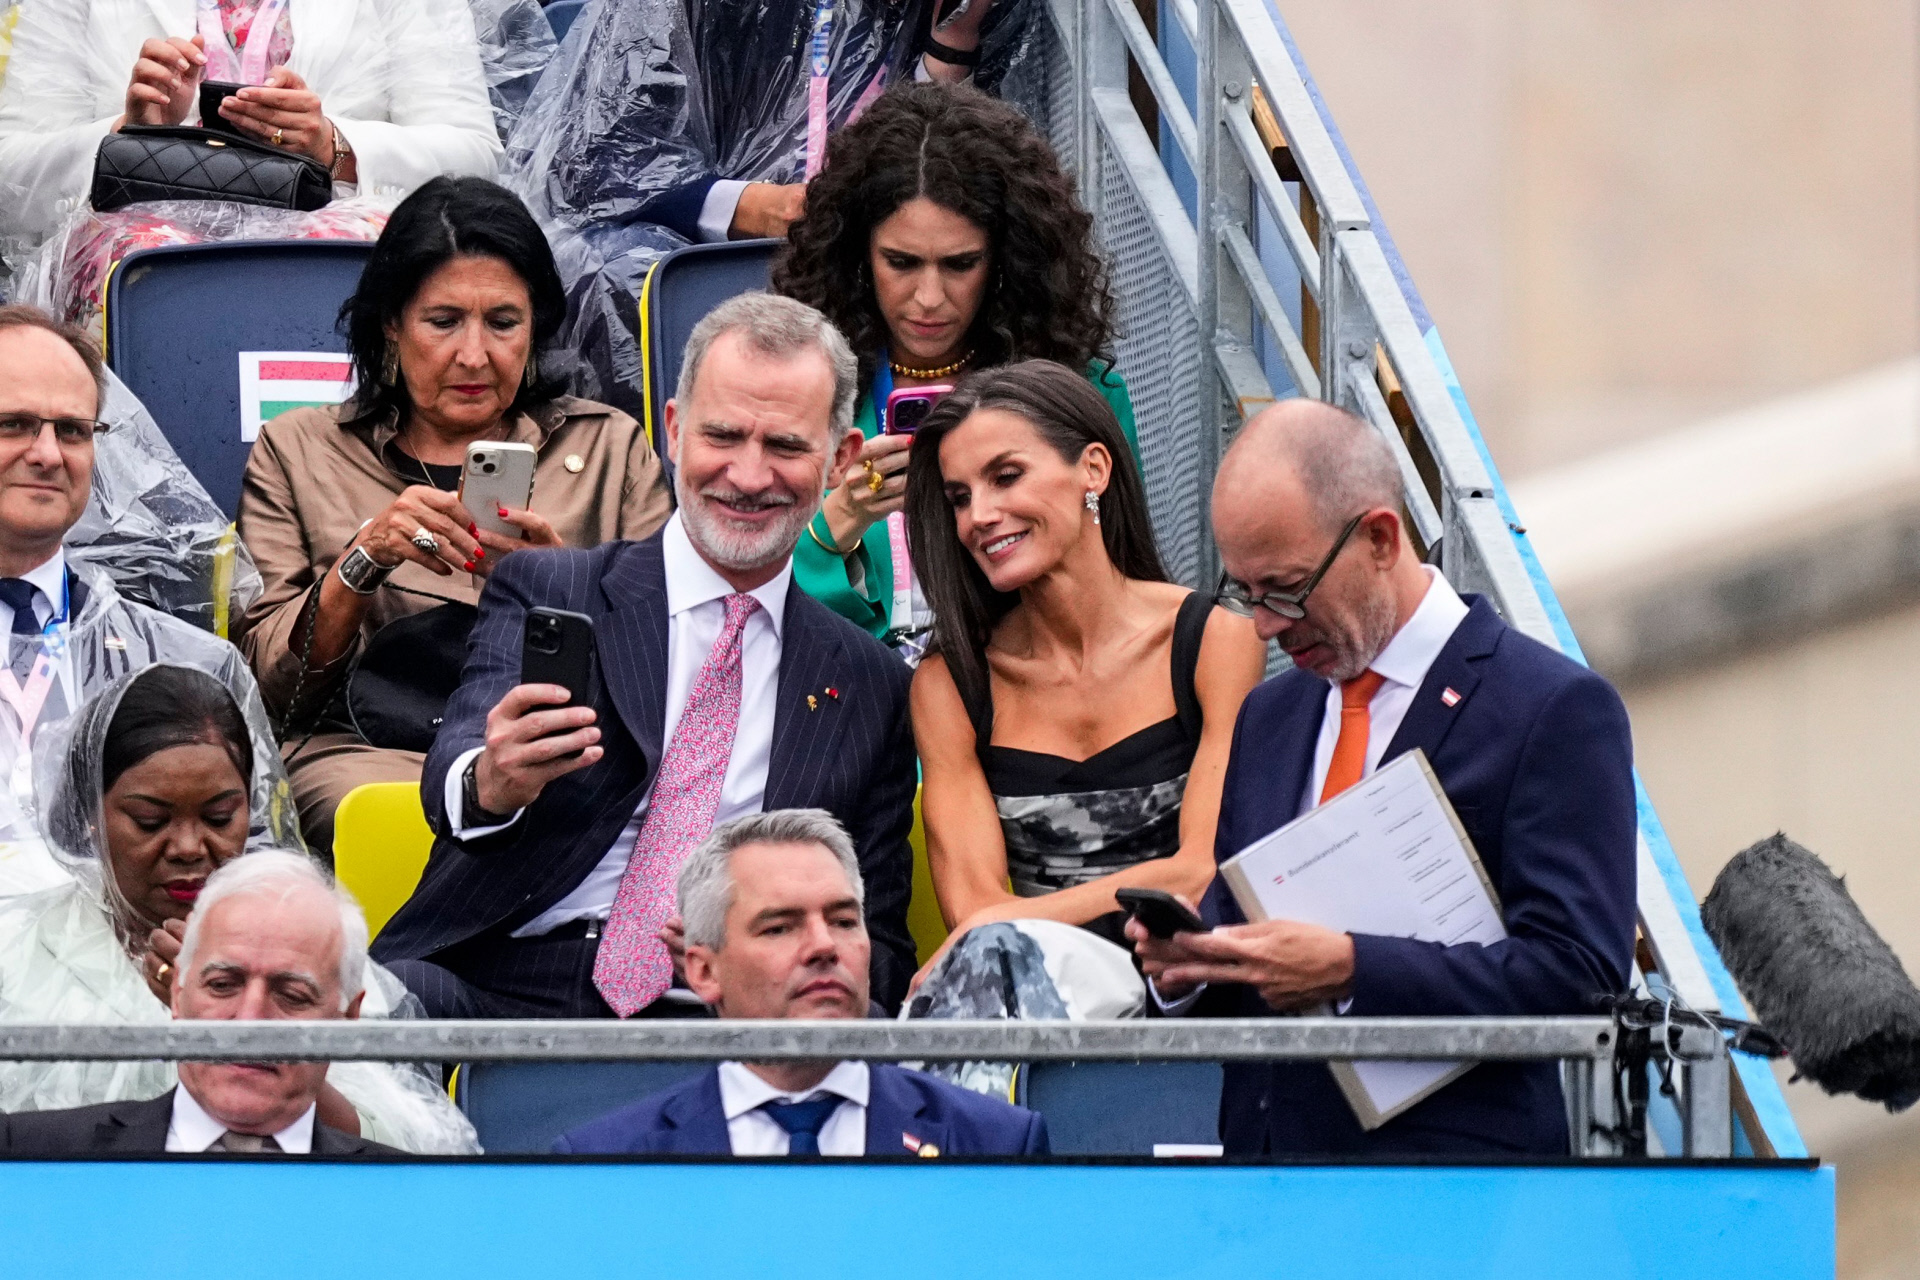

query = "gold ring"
[866,468,886,494]
[271,127,284,147]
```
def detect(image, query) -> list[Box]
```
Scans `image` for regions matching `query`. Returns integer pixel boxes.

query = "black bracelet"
[923,34,981,66]
[461,758,513,828]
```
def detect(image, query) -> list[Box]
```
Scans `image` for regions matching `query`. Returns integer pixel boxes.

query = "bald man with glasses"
[1131,399,1637,1158]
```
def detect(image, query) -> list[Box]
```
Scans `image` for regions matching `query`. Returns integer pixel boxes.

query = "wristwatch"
[335,544,395,595]
[328,122,354,180]
[462,758,513,828]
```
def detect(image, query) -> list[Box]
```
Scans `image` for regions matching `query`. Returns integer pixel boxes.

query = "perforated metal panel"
[1096,140,1206,586]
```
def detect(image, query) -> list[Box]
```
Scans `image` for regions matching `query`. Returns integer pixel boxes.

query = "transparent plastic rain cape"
[0,567,276,899]
[504,0,1049,417]
[0,666,480,1154]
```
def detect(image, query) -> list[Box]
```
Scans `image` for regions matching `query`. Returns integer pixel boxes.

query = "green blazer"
[794,360,1138,642]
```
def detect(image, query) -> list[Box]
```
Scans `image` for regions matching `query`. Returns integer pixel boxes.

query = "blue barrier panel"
[0,1159,1833,1277]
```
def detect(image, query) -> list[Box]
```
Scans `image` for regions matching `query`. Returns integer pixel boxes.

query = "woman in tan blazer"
[235,176,670,852]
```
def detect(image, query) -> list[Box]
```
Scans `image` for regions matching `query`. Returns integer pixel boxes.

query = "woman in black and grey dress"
[905,360,1266,989]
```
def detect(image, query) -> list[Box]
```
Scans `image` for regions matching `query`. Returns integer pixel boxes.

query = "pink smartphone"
[884,383,954,435]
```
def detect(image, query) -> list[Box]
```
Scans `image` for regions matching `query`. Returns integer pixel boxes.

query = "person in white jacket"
[0,0,503,250]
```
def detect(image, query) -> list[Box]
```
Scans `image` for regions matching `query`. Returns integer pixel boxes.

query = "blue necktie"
[761,1096,842,1156]
[0,579,41,637]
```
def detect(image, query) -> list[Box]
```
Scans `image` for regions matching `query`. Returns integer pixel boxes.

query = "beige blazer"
[234,395,672,719]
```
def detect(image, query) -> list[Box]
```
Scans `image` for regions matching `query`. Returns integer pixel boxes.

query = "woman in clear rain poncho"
[505,0,1047,420]
[0,663,479,1154]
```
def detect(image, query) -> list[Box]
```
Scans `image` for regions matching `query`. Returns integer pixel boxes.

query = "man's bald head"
[1215,399,1403,539]
[1210,398,1430,680]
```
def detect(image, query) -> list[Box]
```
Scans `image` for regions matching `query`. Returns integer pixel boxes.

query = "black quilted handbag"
[90,124,332,214]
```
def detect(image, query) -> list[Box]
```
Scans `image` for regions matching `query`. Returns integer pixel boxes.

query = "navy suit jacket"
[553,1062,1051,1157]
[1198,596,1636,1156]
[371,533,920,1011]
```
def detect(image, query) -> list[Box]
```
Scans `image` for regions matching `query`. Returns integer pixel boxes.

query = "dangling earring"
[380,344,399,387]
[523,352,539,389]
[1084,489,1101,526]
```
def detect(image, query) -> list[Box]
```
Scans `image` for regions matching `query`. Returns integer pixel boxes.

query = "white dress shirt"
[1153,568,1470,1013]
[718,1060,869,1156]
[445,514,790,937]
[0,548,68,635]
[165,1085,317,1154]
[1299,567,1469,812]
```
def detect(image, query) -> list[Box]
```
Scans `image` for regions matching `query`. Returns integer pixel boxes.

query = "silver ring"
[410,527,440,555]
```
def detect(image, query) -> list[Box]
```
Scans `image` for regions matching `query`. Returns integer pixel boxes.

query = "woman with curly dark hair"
[771,81,1135,652]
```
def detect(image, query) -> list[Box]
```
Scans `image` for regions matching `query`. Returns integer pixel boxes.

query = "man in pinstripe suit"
[373,294,919,1017]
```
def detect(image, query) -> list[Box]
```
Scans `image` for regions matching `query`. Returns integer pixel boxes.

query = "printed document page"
[1218,749,1505,1127]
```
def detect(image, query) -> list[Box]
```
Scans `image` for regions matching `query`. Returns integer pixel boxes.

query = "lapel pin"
[902,1132,939,1157]
[825,686,840,700]
[1441,687,1461,708]
[806,694,819,711]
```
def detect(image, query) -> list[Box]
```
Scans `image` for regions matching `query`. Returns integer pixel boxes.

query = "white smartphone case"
[461,442,539,538]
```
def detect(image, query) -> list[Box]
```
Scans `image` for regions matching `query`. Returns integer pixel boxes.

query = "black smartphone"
[1115,888,1206,939]
[521,606,597,712]
[198,80,247,137]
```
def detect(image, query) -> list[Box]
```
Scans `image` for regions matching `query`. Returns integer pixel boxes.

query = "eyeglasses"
[0,414,107,446]
[1214,512,1366,620]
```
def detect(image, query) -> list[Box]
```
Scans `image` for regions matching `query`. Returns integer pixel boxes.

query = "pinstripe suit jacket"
[370,533,920,1011]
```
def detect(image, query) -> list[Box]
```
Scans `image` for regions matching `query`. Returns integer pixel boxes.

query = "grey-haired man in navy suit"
[1131,399,1636,1157]
[375,294,918,1019]
[556,809,1048,1158]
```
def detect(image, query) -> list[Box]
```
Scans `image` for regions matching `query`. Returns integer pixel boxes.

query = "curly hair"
[772,82,1116,391]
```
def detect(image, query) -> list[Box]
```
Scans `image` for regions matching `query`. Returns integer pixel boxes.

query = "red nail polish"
[497,506,509,518]
[475,548,485,559]
[462,560,475,571]
[468,523,479,536]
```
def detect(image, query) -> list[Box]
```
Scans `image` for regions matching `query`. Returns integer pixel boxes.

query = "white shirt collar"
[661,512,791,640]
[170,1082,318,1154]
[717,1059,870,1121]
[17,547,66,618]
[1366,567,1470,690]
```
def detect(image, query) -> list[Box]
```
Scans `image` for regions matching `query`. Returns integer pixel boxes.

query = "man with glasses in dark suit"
[1130,399,1637,1157]
[376,294,918,1019]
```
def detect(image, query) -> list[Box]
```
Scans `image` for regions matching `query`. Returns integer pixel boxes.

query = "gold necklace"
[889,349,974,379]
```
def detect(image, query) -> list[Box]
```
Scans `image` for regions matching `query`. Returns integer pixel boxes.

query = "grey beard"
[674,469,819,572]
[1322,590,1401,683]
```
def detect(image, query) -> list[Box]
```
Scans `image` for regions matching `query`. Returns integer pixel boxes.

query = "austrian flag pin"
[1441,687,1462,708]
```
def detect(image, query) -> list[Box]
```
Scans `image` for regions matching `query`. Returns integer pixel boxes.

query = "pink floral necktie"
[594,592,760,1017]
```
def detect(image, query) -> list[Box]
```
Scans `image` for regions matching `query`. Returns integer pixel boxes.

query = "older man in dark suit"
[375,294,919,1018]
[2,852,395,1157]
[1131,400,1637,1157]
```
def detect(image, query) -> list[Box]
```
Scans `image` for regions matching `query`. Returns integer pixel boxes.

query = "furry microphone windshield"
[1701,833,1920,1111]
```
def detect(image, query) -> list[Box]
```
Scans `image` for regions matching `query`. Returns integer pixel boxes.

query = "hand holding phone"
[884,383,953,435]
[1116,888,1206,939]
[462,442,538,538]
[198,79,246,137]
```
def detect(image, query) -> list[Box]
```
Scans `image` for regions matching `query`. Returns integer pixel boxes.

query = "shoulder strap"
[1169,589,1212,744]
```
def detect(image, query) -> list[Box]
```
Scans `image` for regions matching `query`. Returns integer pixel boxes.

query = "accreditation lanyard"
[195,0,290,86]
[803,0,837,179]
[0,576,69,743]
[870,360,915,633]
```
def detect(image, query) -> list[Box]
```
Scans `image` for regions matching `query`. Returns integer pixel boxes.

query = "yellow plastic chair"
[906,786,949,965]
[332,782,435,939]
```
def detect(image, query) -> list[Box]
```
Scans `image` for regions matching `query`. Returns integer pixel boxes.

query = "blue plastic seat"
[639,239,781,449]
[456,1060,706,1154]
[544,0,588,40]
[104,239,374,517]
[1018,1061,1223,1155]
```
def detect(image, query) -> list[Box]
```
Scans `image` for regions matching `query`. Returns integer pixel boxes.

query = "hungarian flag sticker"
[238,352,357,443]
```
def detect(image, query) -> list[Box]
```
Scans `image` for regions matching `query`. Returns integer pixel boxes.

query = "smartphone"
[198,80,247,137]
[1116,888,1206,939]
[521,607,597,716]
[884,383,953,435]
[462,441,538,538]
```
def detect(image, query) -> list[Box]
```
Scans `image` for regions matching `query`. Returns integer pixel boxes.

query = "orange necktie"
[1319,670,1387,804]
